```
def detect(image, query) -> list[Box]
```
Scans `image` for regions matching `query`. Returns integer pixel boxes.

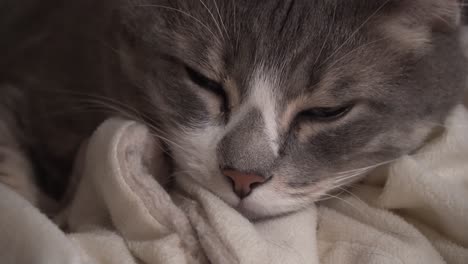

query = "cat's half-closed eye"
[185,66,229,113]
[296,105,354,123]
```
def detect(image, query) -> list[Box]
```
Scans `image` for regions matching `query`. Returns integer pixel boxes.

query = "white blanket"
[0,105,467,264]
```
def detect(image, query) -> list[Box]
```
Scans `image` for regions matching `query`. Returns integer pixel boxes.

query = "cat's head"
[118,0,466,219]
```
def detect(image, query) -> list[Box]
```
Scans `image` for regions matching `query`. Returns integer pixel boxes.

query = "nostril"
[226,174,235,187]
[249,181,264,190]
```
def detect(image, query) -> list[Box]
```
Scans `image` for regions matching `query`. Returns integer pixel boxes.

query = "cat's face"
[120,0,466,218]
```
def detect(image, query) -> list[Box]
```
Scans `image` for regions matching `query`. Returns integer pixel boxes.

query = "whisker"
[146,130,187,153]
[319,193,367,217]
[196,0,225,41]
[312,0,338,67]
[332,171,370,185]
[232,0,240,51]
[318,0,392,68]
[69,101,183,151]
[211,0,229,40]
[324,37,392,70]
[31,86,192,154]
[137,4,218,39]
[333,159,397,176]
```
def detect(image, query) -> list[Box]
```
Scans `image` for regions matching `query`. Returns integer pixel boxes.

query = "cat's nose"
[223,169,268,199]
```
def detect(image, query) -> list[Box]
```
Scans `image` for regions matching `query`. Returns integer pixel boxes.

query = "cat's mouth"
[234,201,270,220]
[233,199,306,221]
[169,151,325,219]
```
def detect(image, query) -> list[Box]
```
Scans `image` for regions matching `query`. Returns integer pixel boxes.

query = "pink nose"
[223,169,267,199]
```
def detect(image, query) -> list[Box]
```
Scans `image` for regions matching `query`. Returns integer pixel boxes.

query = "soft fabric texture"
[0,112,318,264]
[0,105,467,264]
[318,106,468,263]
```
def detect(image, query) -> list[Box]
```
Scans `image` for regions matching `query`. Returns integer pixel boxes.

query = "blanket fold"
[64,117,318,264]
[317,105,468,264]
[0,105,467,264]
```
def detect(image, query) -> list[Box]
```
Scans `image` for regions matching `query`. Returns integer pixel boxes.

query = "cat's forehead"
[130,0,427,104]
[164,0,390,98]
[177,0,376,65]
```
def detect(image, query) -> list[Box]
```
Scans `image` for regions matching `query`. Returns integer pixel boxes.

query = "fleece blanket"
[0,105,468,264]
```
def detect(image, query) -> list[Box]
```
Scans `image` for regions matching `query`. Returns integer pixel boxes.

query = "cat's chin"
[174,170,312,219]
[234,199,307,221]
[235,204,279,221]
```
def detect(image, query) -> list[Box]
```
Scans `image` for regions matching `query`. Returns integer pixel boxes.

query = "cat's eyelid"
[298,104,354,122]
[185,65,230,113]
[184,64,219,82]
[185,66,222,90]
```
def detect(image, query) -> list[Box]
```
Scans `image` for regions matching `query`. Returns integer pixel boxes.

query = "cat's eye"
[298,105,353,122]
[185,66,229,112]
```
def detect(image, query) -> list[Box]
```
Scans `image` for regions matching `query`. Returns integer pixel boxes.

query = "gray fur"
[218,110,276,177]
[0,0,466,218]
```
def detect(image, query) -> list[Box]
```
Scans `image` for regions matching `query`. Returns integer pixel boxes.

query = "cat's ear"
[385,0,461,28]
[380,0,461,50]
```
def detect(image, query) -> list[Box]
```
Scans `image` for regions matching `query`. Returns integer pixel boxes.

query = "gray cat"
[0,0,466,219]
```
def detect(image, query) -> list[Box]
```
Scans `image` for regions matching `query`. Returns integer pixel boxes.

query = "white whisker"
[324,37,391,70]
[196,0,225,41]
[318,0,392,68]
[313,0,338,67]
[212,0,229,39]
[137,4,218,39]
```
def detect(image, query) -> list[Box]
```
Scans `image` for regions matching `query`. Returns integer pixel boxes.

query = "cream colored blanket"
[0,105,467,264]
